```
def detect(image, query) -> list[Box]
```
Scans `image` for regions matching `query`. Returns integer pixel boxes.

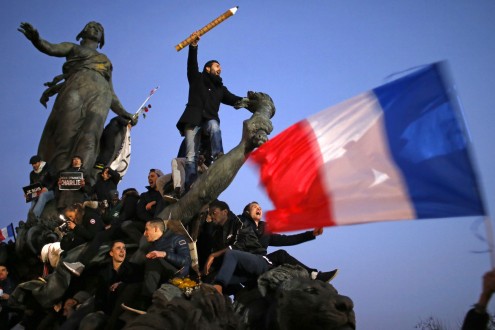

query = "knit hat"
[73,291,91,304]
[150,169,164,177]
[29,155,41,164]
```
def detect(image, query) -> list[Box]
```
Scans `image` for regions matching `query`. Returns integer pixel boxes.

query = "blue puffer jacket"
[148,230,191,277]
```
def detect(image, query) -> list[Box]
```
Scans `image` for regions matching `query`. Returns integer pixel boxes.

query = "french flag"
[0,223,15,242]
[250,63,485,232]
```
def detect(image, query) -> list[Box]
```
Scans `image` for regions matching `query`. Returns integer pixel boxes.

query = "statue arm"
[18,22,74,57]
[108,79,135,122]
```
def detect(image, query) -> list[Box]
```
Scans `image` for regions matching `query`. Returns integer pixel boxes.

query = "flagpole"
[483,216,495,269]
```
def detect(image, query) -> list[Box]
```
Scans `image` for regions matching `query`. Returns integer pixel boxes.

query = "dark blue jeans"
[214,249,271,287]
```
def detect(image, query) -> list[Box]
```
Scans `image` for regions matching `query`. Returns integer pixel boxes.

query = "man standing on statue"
[176,31,247,192]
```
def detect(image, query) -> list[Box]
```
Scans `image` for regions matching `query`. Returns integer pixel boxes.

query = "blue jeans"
[214,249,271,287]
[30,190,55,219]
[184,119,223,190]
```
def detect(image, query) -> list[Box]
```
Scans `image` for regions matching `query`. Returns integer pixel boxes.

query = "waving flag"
[0,223,16,242]
[250,63,485,232]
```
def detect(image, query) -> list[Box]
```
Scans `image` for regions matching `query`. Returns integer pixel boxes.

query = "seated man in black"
[94,240,142,329]
[55,155,92,212]
[121,169,166,244]
[205,200,337,294]
[240,201,338,282]
[122,218,191,314]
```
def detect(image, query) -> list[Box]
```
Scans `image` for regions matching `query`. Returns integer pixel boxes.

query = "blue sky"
[1,1,495,328]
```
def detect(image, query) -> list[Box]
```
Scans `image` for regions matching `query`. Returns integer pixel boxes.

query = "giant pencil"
[175,6,238,52]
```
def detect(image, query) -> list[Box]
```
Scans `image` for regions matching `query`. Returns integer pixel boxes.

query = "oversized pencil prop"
[175,6,239,51]
[133,86,159,120]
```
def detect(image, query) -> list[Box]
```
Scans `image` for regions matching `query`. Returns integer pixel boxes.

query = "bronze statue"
[18,22,135,176]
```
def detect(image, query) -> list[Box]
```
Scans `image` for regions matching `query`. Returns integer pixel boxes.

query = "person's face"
[101,168,111,181]
[63,298,78,317]
[84,23,103,43]
[64,210,79,225]
[148,171,159,189]
[144,222,160,242]
[0,266,8,281]
[109,242,126,263]
[249,203,263,222]
[206,62,221,76]
[209,207,228,226]
[31,161,41,171]
[72,157,82,168]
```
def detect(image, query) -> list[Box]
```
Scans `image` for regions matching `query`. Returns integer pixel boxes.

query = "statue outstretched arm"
[108,79,136,124]
[18,22,74,57]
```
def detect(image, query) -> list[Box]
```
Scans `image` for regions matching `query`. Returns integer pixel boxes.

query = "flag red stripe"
[249,120,335,232]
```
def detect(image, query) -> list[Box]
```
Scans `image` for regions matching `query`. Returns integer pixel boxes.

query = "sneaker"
[121,299,149,315]
[163,194,178,203]
[315,269,339,283]
[63,261,85,276]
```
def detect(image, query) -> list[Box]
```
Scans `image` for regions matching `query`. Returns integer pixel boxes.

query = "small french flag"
[0,223,16,242]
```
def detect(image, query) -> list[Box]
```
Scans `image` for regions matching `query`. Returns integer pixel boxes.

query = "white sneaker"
[63,261,85,276]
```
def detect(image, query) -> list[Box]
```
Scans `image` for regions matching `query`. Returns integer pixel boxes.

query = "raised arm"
[18,22,74,57]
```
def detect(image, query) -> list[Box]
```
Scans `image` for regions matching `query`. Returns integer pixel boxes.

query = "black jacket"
[136,187,165,223]
[91,167,120,201]
[30,161,57,190]
[176,45,242,135]
[238,214,315,249]
[60,207,105,251]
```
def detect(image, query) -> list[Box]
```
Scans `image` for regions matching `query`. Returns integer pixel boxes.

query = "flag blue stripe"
[373,63,485,218]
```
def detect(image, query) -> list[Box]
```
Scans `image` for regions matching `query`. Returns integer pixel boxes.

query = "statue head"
[274,278,355,330]
[76,21,105,48]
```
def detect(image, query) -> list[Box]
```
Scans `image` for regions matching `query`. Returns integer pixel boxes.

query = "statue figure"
[18,22,135,177]
[158,91,275,224]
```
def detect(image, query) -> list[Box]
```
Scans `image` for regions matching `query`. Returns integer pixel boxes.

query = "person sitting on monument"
[239,201,338,283]
[91,166,121,203]
[27,155,57,221]
[176,31,247,193]
[122,218,191,314]
[120,170,166,245]
[95,115,133,170]
[205,201,338,294]
[55,155,92,213]
[59,203,105,255]
[200,200,243,284]
[92,240,142,329]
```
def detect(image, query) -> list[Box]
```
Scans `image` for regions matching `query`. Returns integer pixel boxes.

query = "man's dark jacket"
[176,45,242,135]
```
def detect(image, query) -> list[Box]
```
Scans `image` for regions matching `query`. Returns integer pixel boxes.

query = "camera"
[58,214,70,233]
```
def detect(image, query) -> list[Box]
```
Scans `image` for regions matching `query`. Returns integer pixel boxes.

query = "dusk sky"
[1,1,495,328]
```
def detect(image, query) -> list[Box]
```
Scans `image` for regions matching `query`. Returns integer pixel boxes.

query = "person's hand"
[67,221,76,230]
[1,293,9,300]
[80,179,85,187]
[146,250,166,259]
[18,22,39,42]
[313,228,323,236]
[190,31,201,47]
[482,270,495,297]
[234,97,249,109]
[41,187,48,193]
[146,201,156,211]
[109,282,122,292]
[204,254,215,275]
